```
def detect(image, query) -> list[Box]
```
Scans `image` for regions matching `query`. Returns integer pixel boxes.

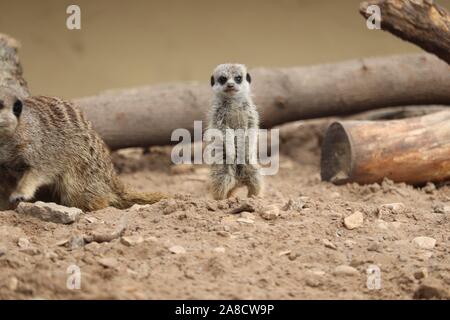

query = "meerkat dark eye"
[0,100,4,110]
[13,99,23,118]
[218,76,227,85]
[246,73,252,84]
[210,76,215,86]
[234,76,242,84]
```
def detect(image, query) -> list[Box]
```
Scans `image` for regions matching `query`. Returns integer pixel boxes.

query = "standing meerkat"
[0,86,167,212]
[207,63,262,200]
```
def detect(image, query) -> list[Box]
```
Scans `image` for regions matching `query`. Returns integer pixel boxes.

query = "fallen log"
[320,110,450,185]
[1,33,449,149]
[360,0,450,64]
[74,54,450,149]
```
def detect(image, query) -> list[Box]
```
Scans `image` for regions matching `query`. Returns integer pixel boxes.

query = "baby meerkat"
[208,63,262,200]
[0,86,166,212]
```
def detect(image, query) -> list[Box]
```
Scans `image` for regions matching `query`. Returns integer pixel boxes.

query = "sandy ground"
[0,120,449,299]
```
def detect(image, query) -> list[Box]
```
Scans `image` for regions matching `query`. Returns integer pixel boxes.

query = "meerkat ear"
[210,76,215,86]
[246,73,252,84]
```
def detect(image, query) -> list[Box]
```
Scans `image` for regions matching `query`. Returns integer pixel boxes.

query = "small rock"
[283,198,306,212]
[98,257,119,268]
[379,203,406,215]
[240,212,255,220]
[433,203,450,214]
[305,277,322,288]
[169,245,186,254]
[55,239,69,247]
[413,268,428,280]
[334,265,360,276]
[7,277,19,291]
[236,217,254,224]
[229,202,256,214]
[0,247,6,257]
[367,243,382,252]
[17,237,30,249]
[422,182,436,194]
[16,201,82,224]
[69,236,86,250]
[322,239,337,250]
[121,235,144,246]
[213,247,226,253]
[216,231,230,238]
[278,250,291,256]
[84,216,99,223]
[260,205,280,220]
[288,252,298,261]
[162,200,179,215]
[343,211,364,230]
[20,247,41,256]
[412,236,436,250]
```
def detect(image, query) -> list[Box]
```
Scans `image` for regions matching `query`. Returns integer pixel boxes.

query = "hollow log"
[74,54,450,149]
[321,110,450,185]
[360,0,450,64]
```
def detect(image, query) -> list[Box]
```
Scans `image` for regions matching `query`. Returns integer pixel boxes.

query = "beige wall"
[1,0,449,99]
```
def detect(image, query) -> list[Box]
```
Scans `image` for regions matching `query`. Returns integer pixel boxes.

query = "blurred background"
[1,0,449,99]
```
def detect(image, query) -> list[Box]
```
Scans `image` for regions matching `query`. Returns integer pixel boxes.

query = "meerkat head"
[0,86,24,137]
[210,63,252,99]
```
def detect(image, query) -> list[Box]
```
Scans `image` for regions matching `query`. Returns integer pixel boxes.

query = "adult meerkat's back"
[0,86,166,211]
[208,64,263,200]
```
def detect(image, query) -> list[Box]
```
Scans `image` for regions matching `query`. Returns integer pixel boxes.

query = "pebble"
[121,235,144,246]
[162,200,179,215]
[260,205,280,220]
[236,218,254,224]
[433,203,450,214]
[412,236,436,250]
[69,236,85,250]
[379,203,406,216]
[169,245,186,254]
[0,247,6,257]
[98,257,119,268]
[343,211,364,230]
[7,277,19,291]
[17,237,30,249]
[413,268,428,280]
[240,212,255,220]
[333,265,360,276]
[16,202,82,224]
[322,239,337,250]
[213,247,226,253]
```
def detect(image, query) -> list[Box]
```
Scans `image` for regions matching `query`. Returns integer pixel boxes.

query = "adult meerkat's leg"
[240,165,263,197]
[210,164,237,200]
[9,169,52,203]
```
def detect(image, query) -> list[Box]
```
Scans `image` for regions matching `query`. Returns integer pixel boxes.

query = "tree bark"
[360,0,450,64]
[0,33,29,96]
[321,110,450,185]
[74,54,450,149]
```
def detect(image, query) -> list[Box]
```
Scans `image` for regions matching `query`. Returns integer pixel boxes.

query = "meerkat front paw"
[9,192,31,204]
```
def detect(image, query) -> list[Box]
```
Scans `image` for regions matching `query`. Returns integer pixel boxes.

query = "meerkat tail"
[112,190,168,209]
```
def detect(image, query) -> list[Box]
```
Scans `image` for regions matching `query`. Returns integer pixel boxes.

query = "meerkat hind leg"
[242,165,263,198]
[10,170,52,203]
[211,167,236,200]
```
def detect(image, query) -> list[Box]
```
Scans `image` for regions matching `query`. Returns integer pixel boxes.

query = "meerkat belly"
[224,108,248,130]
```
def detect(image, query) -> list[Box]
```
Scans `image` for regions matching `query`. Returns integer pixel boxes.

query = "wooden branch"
[0,33,29,96]
[74,54,450,149]
[321,110,450,185]
[360,0,450,64]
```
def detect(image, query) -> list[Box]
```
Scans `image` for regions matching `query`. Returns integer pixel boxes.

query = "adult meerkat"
[208,63,262,200]
[0,86,166,212]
